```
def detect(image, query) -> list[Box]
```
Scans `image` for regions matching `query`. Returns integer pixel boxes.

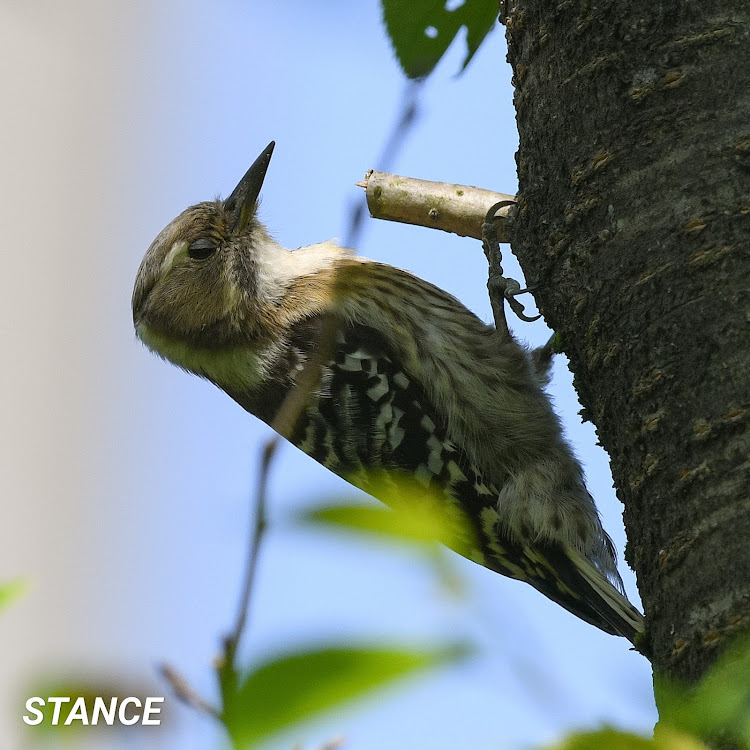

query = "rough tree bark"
[504,0,750,692]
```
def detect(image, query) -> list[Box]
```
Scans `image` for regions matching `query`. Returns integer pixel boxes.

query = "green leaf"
[0,579,27,613]
[300,492,473,598]
[656,636,750,742]
[381,0,498,79]
[302,502,444,546]
[652,726,711,750]
[223,643,469,749]
[552,728,654,749]
[551,726,711,749]
[695,637,750,736]
[654,676,698,736]
[300,472,479,560]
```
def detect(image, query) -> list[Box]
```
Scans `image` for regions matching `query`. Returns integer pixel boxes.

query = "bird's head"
[132,141,276,351]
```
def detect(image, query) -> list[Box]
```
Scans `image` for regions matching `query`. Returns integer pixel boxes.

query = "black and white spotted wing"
[267,320,638,640]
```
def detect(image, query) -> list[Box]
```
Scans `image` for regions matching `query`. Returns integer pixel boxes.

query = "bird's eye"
[187,237,217,260]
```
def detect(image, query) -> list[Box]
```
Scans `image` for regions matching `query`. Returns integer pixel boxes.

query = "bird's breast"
[136,322,268,394]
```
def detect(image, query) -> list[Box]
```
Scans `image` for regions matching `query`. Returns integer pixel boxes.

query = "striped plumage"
[132,143,644,642]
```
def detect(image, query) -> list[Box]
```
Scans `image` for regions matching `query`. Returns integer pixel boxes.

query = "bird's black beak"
[224,140,275,235]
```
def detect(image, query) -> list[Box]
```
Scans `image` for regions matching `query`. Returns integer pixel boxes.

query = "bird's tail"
[525,541,645,642]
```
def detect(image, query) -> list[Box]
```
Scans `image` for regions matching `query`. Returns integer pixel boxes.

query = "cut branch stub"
[358,170,514,241]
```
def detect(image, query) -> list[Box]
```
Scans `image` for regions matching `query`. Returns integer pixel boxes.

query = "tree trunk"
[504,0,750,691]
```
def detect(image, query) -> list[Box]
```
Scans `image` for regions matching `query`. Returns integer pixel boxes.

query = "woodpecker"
[133,142,644,642]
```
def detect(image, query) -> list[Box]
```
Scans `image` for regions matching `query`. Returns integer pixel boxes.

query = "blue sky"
[2,2,655,748]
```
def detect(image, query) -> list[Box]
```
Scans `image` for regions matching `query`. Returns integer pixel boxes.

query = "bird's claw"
[482,200,541,325]
[488,274,542,323]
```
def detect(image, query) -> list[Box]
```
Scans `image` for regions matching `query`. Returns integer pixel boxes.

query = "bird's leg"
[482,200,541,340]
[530,334,557,386]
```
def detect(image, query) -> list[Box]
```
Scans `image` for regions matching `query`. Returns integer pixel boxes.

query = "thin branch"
[222,437,278,673]
[160,663,221,718]
[161,450,279,721]
[357,170,514,241]
[345,81,423,249]
[218,315,342,703]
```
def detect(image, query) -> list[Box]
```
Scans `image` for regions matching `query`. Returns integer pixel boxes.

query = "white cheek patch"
[160,240,188,279]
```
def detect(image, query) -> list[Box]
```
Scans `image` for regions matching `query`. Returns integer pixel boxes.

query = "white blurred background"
[0,2,654,748]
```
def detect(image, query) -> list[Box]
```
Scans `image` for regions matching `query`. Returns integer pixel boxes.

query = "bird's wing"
[233,317,644,641]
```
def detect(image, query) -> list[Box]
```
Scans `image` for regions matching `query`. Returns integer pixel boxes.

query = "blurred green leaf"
[301,472,479,560]
[381,0,498,79]
[223,643,470,749]
[0,578,27,613]
[300,493,472,598]
[654,676,696,736]
[656,636,750,744]
[552,727,652,749]
[303,502,442,546]
[550,726,708,750]
[653,726,711,750]
[695,637,750,740]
